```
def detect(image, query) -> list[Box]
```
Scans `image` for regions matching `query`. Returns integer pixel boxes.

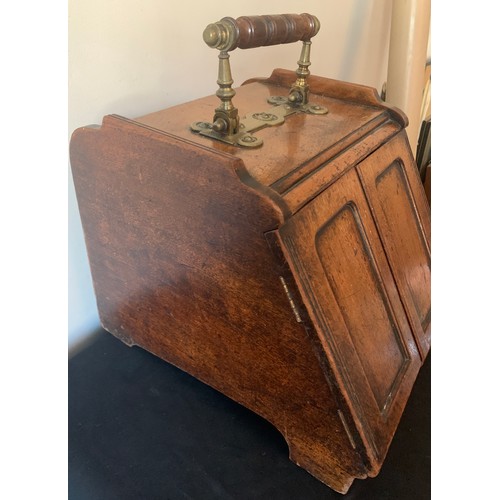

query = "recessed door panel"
[357,134,431,358]
[279,167,420,464]
[316,203,407,412]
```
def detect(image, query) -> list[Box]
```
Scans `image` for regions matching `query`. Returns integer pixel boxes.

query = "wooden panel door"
[357,133,431,359]
[278,167,421,465]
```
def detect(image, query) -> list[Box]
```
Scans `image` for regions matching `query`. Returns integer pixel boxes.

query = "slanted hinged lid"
[136,68,406,215]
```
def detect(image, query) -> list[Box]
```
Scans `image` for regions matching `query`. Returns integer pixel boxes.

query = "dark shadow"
[69,329,430,499]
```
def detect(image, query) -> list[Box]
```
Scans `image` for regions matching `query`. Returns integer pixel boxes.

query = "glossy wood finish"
[232,14,319,49]
[70,70,431,494]
[357,135,431,358]
[279,165,421,471]
[136,69,404,195]
[71,115,365,494]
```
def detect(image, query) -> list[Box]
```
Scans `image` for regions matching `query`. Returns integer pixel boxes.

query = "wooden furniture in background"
[71,65,430,494]
[424,163,431,205]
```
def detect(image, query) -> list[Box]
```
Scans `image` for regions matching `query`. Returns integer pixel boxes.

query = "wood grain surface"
[70,70,430,494]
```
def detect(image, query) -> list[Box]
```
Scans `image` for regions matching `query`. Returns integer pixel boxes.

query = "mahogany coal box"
[70,14,430,494]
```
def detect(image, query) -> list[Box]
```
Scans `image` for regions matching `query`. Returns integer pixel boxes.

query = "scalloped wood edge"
[243,68,408,128]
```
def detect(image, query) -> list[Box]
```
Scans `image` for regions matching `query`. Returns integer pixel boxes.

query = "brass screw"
[241,135,257,143]
[212,118,227,133]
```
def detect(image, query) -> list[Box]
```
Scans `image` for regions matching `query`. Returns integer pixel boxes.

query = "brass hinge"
[279,276,302,323]
[191,98,327,148]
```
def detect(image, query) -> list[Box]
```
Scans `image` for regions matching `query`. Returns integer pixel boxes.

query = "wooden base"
[287,440,358,494]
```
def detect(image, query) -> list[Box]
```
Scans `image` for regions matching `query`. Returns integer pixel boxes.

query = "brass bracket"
[190,14,328,148]
[191,97,327,148]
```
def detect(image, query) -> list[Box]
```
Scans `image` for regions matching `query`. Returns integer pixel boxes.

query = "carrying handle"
[203,13,320,52]
[190,13,327,147]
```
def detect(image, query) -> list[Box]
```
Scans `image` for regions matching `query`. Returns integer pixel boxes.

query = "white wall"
[68,0,393,352]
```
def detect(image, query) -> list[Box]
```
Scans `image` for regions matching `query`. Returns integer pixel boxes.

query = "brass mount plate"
[191,97,328,148]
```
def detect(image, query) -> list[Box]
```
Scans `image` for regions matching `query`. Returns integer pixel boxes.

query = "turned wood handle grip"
[203,13,320,52]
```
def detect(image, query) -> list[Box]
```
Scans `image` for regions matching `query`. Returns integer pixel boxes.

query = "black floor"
[69,330,430,499]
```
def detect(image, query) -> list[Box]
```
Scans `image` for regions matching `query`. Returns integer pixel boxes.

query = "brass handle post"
[212,51,239,135]
[289,40,312,105]
[191,13,327,147]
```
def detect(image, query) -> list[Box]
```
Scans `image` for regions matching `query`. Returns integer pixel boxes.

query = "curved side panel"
[70,115,368,491]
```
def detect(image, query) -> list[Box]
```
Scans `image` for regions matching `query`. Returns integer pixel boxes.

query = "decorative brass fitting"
[212,51,239,136]
[203,18,239,53]
[191,13,328,148]
[289,41,312,105]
